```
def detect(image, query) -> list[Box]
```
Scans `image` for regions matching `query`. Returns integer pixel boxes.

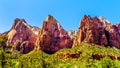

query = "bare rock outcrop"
[68,30,77,39]
[36,15,73,54]
[73,15,108,47]
[105,24,120,48]
[73,15,120,48]
[7,18,39,53]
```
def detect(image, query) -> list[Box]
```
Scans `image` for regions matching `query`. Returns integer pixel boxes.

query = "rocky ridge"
[73,15,120,48]
[36,15,73,54]
[7,18,40,53]
[1,15,120,54]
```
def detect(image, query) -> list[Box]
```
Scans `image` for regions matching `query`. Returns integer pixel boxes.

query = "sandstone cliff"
[105,24,120,48]
[36,15,73,54]
[73,15,120,48]
[7,18,40,53]
[1,14,120,54]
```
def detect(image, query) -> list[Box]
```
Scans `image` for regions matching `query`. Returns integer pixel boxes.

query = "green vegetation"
[0,35,21,68]
[0,35,120,68]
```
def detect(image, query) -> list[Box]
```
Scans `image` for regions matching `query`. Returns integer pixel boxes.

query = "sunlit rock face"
[73,15,120,48]
[99,16,110,27]
[7,18,39,53]
[2,14,120,54]
[68,30,77,39]
[105,24,120,48]
[36,15,73,54]
[31,26,40,35]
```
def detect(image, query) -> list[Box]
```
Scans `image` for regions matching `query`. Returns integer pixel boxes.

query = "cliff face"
[68,30,77,39]
[73,15,120,48]
[1,14,120,54]
[36,15,73,54]
[7,18,40,53]
[105,24,120,48]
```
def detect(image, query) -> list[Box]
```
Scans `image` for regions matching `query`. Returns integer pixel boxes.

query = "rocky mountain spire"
[36,15,73,54]
[7,18,39,53]
[73,15,120,49]
[105,24,120,48]
[73,15,108,47]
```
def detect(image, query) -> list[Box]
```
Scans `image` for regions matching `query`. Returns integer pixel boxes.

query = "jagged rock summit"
[7,18,40,53]
[73,15,120,48]
[36,15,73,54]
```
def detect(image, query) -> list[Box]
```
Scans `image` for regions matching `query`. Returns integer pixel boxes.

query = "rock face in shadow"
[7,18,40,53]
[36,15,73,54]
[73,15,120,48]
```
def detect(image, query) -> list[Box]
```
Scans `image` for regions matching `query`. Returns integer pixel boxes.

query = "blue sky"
[0,0,120,33]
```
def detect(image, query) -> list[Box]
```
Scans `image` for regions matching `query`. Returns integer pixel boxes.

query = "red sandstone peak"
[73,15,108,47]
[36,15,73,54]
[1,14,120,54]
[12,18,31,29]
[73,15,120,49]
[105,24,120,48]
[7,18,39,53]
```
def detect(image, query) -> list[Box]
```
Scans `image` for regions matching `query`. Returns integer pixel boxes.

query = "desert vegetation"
[0,35,120,68]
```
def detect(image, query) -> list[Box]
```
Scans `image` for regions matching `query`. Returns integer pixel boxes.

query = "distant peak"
[15,18,20,21]
[84,15,91,18]
[12,18,31,30]
[46,14,55,21]
[48,14,53,18]
[99,16,110,23]
[99,16,110,26]
[99,16,107,21]
[14,18,27,26]
[82,15,92,21]
[14,18,26,23]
